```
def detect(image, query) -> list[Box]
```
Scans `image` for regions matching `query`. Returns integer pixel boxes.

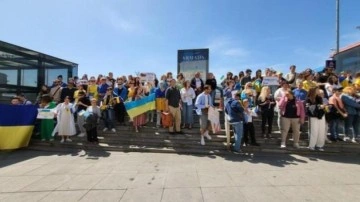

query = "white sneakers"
[61,138,72,143]
[280,143,286,148]
[204,131,212,140]
[200,136,205,145]
[200,131,211,145]
[351,138,357,143]
[78,133,85,137]
[103,128,116,132]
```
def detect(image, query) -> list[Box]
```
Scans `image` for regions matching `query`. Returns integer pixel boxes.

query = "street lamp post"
[336,0,340,54]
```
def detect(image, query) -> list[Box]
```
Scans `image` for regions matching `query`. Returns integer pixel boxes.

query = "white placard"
[140,72,156,82]
[262,77,279,86]
[37,109,55,119]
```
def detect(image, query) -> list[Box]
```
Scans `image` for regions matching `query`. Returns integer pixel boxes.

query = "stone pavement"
[0,149,359,202]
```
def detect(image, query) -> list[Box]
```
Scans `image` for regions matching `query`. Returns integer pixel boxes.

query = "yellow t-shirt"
[74,89,87,103]
[302,80,317,92]
[87,84,98,99]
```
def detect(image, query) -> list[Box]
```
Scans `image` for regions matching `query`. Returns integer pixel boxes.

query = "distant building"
[0,40,78,104]
[332,41,360,73]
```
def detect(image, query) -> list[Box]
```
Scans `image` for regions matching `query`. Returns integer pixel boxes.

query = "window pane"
[21,69,38,87]
[0,69,17,85]
[45,68,68,87]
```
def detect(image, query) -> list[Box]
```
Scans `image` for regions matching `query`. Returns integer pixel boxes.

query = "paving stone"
[0,191,50,202]
[198,172,235,187]
[56,174,106,190]
[165,172,200,188]
[0,176,44,193]
[161,187,203,202]
[79,190,125,202]
[120,188,163,202]
[21,175,73,191]
[93,173,138,190]
[39,190,88,202]
[239,186,289,202]
[229,171,272,186]
[128,173,167,189]
[202,187,247,202]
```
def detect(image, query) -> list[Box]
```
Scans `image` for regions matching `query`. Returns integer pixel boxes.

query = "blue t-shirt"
[293,88,307,101]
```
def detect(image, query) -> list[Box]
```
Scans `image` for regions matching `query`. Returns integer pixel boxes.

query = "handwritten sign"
[262,77,279,86]
[37,109,55,119]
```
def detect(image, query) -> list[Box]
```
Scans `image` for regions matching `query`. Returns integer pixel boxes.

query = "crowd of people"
[9,66,360,153]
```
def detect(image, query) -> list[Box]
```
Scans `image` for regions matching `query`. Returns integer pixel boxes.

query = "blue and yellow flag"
[0,104,38,150]
[124,93,156,119]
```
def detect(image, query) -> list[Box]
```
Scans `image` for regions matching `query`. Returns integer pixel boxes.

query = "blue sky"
[1,0,360,80]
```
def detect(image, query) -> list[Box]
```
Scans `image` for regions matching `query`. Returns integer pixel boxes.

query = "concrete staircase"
[28,111,360,155]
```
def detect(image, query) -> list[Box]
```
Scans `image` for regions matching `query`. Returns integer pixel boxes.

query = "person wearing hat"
[240,69,252,88]
[328,86,347,142]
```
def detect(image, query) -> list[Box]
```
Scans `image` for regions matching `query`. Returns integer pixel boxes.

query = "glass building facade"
[333,42,360,73]
[0,40,78,104]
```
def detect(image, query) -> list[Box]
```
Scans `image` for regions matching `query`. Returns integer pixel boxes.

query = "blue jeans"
[230,121,243,151]
[102,108,115,129]
[181,103,193,124]
[345,114,356,139]
[210,90,216,105]
[329,118,340,139]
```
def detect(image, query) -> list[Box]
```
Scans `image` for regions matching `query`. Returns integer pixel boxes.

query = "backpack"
[83,113,99,130]
[161,112,173,128]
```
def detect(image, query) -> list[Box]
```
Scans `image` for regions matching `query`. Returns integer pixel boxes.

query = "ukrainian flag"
[124,93,156,119]
[0,104,38,150]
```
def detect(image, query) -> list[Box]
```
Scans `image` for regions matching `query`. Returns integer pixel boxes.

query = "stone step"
[28,138,359,156]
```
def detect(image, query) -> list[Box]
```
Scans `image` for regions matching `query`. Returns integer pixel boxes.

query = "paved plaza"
[0,149,359,202]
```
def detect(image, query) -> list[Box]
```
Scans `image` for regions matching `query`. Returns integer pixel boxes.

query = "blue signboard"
[177,49,209,81]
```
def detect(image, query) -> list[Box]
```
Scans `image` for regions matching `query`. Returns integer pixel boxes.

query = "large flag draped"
[124,93,156,119]
[0,104,38,150]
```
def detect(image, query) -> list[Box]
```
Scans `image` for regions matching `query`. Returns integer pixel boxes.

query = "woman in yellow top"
[74,84,87,103]
[302,74,317,92]
[127,80,136,101]
[87,77,98,100]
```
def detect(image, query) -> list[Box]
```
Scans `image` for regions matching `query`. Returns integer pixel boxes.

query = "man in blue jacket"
[225,92,245,153]
[114,77,128,125]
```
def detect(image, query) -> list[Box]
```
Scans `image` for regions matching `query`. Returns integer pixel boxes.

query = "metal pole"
[336,0,340,54]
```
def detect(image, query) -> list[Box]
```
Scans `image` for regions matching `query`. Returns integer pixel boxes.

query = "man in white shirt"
[285,65,297,90]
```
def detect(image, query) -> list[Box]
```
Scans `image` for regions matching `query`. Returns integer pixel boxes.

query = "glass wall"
[0,40,78,104]
[0,69,17,85]
[21,69,38,87]
[334,46,360,73]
